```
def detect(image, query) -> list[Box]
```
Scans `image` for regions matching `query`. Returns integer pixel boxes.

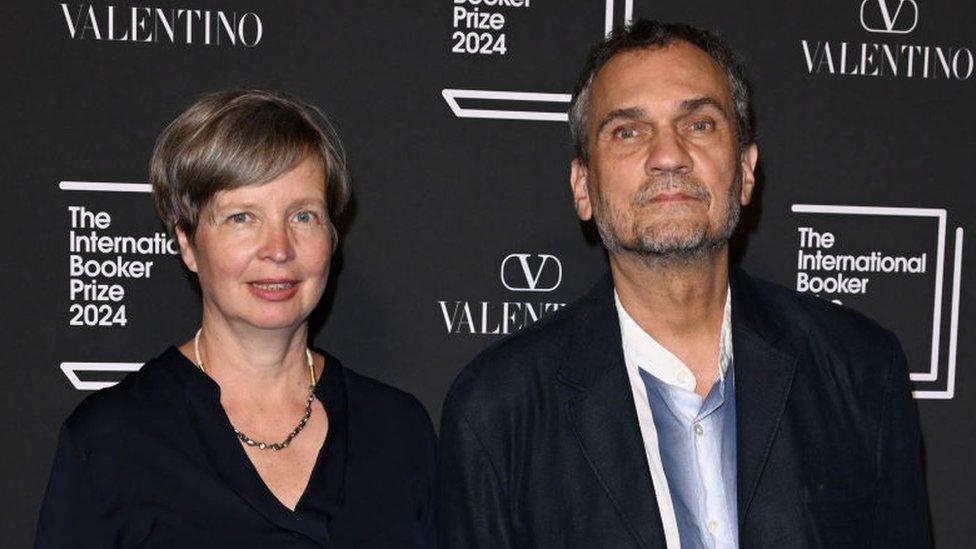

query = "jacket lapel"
[730,269,798,528]
[558,274,666,549]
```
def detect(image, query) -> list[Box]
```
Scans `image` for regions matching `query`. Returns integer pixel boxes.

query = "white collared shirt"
[615,288,735,549]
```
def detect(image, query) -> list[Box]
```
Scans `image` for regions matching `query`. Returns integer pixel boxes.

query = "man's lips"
[633,179,710,206]
[647,191,699,203]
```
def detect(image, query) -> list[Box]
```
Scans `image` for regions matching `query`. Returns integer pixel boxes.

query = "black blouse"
[35,347,436,548]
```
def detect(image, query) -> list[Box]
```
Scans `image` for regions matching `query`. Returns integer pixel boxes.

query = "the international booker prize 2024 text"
[796,226,927,304]
[68,206,178,327]
[451,0,531,56]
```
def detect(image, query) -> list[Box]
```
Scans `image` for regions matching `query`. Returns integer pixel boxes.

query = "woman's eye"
[294,211,316,223]
[229,212,249,224]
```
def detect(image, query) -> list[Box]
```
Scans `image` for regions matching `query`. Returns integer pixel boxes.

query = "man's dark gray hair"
[569,20,754,163]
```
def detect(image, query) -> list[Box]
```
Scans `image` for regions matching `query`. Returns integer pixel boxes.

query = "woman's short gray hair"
[150,89,351,241]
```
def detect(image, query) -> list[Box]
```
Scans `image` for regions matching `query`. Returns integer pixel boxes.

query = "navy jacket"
[36,347,436,548]
[438,269,930,548]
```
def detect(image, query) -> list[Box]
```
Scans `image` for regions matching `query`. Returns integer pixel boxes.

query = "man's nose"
[644,128,693,176]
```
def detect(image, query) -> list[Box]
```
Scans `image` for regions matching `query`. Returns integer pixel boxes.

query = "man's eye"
[229,212,249,223]
[613,127,638,139]
[690,119,715,132]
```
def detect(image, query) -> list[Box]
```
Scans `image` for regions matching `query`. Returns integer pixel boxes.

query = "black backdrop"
[2,1,972,546]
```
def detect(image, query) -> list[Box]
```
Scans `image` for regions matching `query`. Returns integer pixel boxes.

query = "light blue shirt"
[615,290,737,549]
[640,363,737,549]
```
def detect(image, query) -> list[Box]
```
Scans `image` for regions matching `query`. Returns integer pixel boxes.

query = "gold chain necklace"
[193,328,317,451]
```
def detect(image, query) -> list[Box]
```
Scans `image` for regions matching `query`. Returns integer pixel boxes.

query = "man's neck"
[610,246,730,397]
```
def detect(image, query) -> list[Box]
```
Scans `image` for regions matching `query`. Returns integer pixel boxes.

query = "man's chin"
[625,242,706,258]
[619,226,727,259]
[633,225,707,249]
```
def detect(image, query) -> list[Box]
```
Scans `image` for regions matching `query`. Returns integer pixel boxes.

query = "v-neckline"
[239,397,330,512]
[175,346,347,541]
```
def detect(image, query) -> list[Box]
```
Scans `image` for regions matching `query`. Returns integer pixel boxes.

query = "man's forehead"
[589,41,732,115]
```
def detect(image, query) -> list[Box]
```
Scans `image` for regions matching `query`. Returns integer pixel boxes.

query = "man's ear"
[570,159,593,221]
[175,227,199,274]
[739,143,759,206]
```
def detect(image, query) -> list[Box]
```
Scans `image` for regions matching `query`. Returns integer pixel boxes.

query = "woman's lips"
[247,279,300,301]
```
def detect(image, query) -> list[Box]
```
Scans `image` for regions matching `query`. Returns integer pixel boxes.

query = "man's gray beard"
[593,168,743,264]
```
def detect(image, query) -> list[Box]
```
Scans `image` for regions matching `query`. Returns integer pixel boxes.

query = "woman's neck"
[185,312,315,407]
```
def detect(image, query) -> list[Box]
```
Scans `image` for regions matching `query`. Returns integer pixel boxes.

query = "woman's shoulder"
[328,354,435,438]
[63,347,195,442]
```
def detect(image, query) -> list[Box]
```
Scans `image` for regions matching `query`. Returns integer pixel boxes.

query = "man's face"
[570,41,758,261]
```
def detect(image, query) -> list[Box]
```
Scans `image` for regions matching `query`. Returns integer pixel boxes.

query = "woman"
[35,90,436,547]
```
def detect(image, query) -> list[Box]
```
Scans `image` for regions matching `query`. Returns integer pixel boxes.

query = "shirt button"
[707,520,718,533]
[676,370,688,384]
[693,423,704,436]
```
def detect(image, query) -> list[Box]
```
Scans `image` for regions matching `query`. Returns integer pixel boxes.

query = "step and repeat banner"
[2,0,972,546]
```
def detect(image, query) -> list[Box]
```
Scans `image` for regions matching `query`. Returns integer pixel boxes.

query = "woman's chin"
[235,313,309,333]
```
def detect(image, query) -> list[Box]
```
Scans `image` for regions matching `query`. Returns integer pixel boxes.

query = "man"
[438,20,930,548]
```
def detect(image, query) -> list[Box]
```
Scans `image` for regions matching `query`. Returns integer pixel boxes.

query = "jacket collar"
[554,268,792,393]
[554,268,798,543]
[728,268,797,528]
[556,273,667,548]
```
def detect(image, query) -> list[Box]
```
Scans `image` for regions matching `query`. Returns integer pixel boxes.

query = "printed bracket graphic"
[60,180,151,193]
[441,90,571,121]
[442,0,633,122]
[791,204,964,400]
[60,362,143,391]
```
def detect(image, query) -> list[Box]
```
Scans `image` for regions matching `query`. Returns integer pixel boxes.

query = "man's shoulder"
[444,286,596,415]
[739,269,899,357]
[752,270,891,340]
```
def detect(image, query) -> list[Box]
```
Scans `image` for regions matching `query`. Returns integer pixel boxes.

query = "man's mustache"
[632,175,711,205]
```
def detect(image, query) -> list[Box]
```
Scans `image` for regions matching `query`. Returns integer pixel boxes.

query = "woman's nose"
[258,222,294,263]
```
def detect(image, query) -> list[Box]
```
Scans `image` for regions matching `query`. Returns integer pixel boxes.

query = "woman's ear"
[175,227,198,273]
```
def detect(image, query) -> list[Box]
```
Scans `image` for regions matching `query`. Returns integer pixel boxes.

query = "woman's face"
[177,156,332,333]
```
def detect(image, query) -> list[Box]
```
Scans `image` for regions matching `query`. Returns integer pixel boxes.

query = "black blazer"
[36,347,436,548]
[438,269,930,548]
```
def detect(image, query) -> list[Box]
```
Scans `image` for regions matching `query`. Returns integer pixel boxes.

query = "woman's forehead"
[210,157,328,207]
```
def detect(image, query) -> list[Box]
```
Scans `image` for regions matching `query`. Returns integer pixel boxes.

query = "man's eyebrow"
[679,96,730,118]
[594,107,645,135]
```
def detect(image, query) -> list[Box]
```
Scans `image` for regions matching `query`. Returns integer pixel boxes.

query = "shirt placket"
[695,382,732,548]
